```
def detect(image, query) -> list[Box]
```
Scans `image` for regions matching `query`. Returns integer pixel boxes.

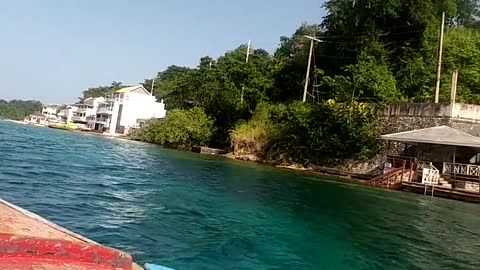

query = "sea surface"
[0,120,479,270]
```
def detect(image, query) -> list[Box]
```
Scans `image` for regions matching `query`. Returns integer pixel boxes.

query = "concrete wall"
[378,103,480,136]
[379,103,454,118]
[451,103,480,123]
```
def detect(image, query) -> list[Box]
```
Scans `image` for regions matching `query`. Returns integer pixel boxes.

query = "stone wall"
[362,103,480,176]
[378,103,480,136]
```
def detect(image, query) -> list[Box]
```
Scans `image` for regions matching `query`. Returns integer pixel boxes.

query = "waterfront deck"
[401,182,480,202]
[0,198,143,270]
[363,154,480,202]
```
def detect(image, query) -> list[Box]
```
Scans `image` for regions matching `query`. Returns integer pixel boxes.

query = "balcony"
[95,118,109,124]
[97,107,114,114]
[105,97,123,103]
[71,116,87,122]
[86,116,96,122]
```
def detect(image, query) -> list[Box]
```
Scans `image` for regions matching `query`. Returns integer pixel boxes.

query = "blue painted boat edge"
[144,263,176,270]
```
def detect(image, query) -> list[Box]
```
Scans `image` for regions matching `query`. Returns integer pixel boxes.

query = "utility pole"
[450,70,458,104]
[151,77,155,96]
[246,40,251,63]
[303,39,314,103]
[241,40,251,105]
[434,12,445,103]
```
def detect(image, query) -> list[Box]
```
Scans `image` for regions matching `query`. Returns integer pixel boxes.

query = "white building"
[94,85,166,134]
[41,105,61,121]
[57,105,78,123]
[24,113,48,126]
[72,97,105,129]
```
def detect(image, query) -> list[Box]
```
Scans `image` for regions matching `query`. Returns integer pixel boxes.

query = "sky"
[0,0,325,103]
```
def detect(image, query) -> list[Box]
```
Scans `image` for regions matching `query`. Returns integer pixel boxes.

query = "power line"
[316,55,356,59]
[318,29,425,39]
[318,37,424,44]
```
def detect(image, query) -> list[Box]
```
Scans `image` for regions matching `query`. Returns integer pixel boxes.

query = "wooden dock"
[0,198,143,270]
[363,177,480,203]
[401,182,480,203]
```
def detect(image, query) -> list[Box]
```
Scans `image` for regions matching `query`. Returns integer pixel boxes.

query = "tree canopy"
[80,81,124,101]
[0,100,42,120]
[136,0,480,164]
[132,107,214,149]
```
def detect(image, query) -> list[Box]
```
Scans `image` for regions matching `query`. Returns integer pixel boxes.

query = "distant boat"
[48,123,78,131]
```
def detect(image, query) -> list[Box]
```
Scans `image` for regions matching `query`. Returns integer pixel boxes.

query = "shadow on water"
[0,120,479,270]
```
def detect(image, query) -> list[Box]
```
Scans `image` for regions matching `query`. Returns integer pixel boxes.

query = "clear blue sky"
[0,0,325,103]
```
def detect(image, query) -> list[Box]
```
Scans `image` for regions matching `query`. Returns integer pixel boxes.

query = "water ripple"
[0,121,480,269]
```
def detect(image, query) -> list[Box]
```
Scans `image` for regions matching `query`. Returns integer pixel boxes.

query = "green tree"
[134,0,480,166]
[80,81,124,100]
[133,107,214,149]
[440,27,480,103]
[231,101,380,165]
[145,45,275,147]
[318,41,400,102]
[0,100,43,120]
[270,24,322,102]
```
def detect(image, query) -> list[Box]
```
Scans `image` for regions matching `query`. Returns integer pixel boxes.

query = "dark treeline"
[0,100,42,120]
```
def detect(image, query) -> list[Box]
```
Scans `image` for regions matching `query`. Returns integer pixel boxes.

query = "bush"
[230,102,275,156]
[267,101,380,164]
[133,107,215,148]
[230,101,380,165]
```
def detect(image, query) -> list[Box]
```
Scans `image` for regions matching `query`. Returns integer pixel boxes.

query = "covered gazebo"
[382,126,480,193]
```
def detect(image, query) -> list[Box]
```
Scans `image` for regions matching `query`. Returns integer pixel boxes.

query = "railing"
[368,160,411,190]
[422,163,440,185]
[95,118,108,124]
[387,155,416,168]
[417,161,433,171]
[97,107,113,114]
[443,162,480,177]
[419,163,440,196]
[385,156,417,182]
[71,116,87,122]
[443,162,480,193]
[368,167,404,189]
[105,98,123,103]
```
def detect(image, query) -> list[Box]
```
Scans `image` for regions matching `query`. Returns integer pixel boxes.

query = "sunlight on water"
[0,120,479,270]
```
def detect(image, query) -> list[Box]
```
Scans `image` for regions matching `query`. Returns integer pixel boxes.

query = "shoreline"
[220,153,372,182]
[2,118,373,182]
[5,119,480,203]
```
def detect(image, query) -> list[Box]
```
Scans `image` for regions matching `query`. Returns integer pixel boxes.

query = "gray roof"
[31,112,46,117]
[381,126,480,148]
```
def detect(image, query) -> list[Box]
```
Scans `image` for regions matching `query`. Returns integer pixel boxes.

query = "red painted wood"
[0,233,132,269]
[0,259,114,270]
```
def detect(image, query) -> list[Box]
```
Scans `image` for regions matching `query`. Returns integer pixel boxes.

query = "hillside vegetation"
[0,100,42,120]
[132,0,480,164]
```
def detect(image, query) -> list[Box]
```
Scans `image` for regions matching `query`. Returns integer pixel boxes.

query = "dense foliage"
[232,101,380,164]
[0,100,42,120]
[132,107,214,149]
[267,101,380,164]
[135,0,480,164]
[80,81,124,101]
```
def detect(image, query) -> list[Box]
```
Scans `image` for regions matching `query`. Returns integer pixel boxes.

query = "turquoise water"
[0,121,479,270]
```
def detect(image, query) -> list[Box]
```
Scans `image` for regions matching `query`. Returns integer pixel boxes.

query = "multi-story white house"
[72,97,105,129]
[41,105,61,121]
[94,85,166,134]
[57,105,78,123]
